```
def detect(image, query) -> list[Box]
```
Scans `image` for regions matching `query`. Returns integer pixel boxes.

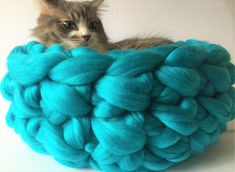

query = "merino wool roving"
[1,40,235,172]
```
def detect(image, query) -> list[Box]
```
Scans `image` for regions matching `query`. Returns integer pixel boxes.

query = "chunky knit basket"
[1,40,235,172]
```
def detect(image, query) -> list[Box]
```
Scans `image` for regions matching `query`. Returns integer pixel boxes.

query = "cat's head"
[32,0,109,51]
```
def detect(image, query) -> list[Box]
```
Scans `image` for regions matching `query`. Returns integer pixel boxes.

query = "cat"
[32,0,173,52]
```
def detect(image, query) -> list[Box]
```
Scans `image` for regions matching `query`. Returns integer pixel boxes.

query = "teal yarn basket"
[1,40,235,172]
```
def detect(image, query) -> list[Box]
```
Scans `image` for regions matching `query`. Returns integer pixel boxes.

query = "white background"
[0,0,234,172]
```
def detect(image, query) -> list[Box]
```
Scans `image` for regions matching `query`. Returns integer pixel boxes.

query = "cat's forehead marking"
[66,4,96,21]
[68,10,80,21]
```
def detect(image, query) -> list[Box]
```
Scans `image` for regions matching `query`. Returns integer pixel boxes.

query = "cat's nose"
[81,35,91,42]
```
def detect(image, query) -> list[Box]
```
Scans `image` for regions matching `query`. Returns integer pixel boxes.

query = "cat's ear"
[39,0,63,15]
[91,0,104,9]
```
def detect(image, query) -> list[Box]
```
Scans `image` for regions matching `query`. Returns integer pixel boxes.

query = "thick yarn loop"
[1,40,235,172]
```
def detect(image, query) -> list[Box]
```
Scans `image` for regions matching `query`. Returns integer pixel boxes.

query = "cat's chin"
[60,40,108,52]
[87,43,109,53]
[60,41,85,50]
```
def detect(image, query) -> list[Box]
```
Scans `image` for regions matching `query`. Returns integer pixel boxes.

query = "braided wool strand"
[1,40,235,172]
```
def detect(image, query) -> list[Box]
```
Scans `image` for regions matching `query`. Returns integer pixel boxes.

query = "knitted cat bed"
[1,40,235,172]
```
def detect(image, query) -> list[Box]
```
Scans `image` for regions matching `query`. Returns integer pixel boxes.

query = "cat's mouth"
[71,39,85,43]
[71,39,89,45]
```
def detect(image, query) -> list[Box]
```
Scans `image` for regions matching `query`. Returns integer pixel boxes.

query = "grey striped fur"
[32,0,173,52]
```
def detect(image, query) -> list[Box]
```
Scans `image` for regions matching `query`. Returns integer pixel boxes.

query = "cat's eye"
[62,21,77,30]
[89,21,99,31]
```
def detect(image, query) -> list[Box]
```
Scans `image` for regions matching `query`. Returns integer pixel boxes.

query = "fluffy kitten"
[32,0,173,52]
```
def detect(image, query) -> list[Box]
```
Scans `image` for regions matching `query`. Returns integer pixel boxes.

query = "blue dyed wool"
[1,40,235,172]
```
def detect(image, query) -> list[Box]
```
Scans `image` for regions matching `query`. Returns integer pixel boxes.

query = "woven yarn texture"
[1,40,235,172]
